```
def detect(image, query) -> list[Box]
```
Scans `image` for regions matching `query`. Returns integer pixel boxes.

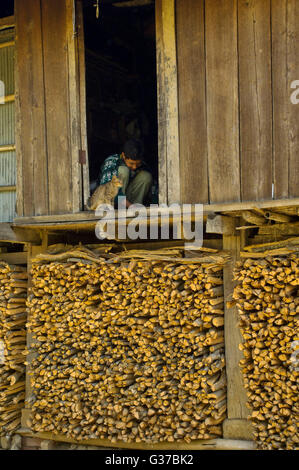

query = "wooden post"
[76,0,90,209]
[156,0,180,205]
[66,0,81,213]
[222,217,253,440]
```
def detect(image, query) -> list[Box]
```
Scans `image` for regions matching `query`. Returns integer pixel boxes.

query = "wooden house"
[0,0,298,449]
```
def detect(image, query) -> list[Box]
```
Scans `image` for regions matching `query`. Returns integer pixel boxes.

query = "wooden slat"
[12,198,299,231]
[2,94,15,103]
[66,0,81,213]
[272,0,289,198]
[41,0,72,214]
[0,16,14,30]
[272,0,299,199]
[76,0,90,209]
[156,0,168,204]
[0,251,27,265]
[0,223,40,244]
[287,1,299,197]
[0,41,14,49]
[0,185,16,192]
[162,0,180,205]
[15,0,49,217]
[14,7,23,218]
[205,0,240,204]
[156,0,180,205]
[17,429,256,450]
[176,0,208,204]
[0,145,15,152]
[238,0,272,201]
[223,218,249,421]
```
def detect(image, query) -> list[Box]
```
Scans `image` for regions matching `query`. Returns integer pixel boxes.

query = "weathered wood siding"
[15,0,86,217]
[176,0,299,204]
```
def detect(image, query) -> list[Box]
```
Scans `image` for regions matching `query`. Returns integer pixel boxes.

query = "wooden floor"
[11,198,299,231]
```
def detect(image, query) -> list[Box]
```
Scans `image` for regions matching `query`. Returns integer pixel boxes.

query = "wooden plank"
[0,144,15,152]
[14,6,23,218]
[223,217,249,421]
[0,251,27,265]
[206,215,236,235]
[66,0,81,213]
[12,198,299,227]
[0,185,16,192]
[272,0,289,199]
[0,16,14,30]
[76,0,90,209]
[17,429,256,450]
[156,0,180,205]
[238,0,272,201]
[272,0,299,198]
[2,94,15,103]
[155,0,168,204]
[41,0,72,214]
[162,0,180,205]
[223,419,253,441]
[258,221,299,236]
[287,1,299,197]
[0,223,41,244]
[0,41,14,49]
[205,0,240,203]
[176,0,208,204]
[15,0,49,217]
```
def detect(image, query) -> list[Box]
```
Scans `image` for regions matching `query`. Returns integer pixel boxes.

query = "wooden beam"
[1,94,15,103]
[66,0,81,212]
[0,251,27,265]
[0,41,14,49]
[0,16,14,30]
[238,0,272,201]
[223,419,253,441]
[176,0,208,205]
[0,185,16,192]
[76,0,90,209]
[206,215,236,235]
[206,0,240,203]
[205,198,299,214]
[17,429,256,450]
[156,0,167,205]
[272,0,299,198]
[41,0,72,214]
[156,0,180,205]
[0,223,41,244]
[0,145,16,152]
[13,198,299,228]
[222,217,253,440]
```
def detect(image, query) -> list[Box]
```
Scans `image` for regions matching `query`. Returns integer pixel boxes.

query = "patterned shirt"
[97,154,149,186]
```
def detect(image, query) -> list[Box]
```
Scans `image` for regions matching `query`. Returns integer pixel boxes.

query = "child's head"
[122,139,143,171]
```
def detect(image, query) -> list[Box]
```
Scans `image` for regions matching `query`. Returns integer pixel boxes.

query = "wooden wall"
[15,0,87,217]
[176,0,299,205]
[14,0,299,215]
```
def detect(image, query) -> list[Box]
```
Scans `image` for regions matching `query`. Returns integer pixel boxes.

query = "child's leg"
[126,171,153,205]
[117,165,130,193]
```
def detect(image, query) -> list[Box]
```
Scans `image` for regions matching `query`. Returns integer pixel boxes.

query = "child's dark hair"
[123,139,144,160]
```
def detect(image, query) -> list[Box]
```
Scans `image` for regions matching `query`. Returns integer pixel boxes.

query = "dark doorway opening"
[83,0,158,204]
[0,0,14,18]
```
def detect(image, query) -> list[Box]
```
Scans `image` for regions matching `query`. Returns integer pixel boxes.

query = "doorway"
[82,0,158,206]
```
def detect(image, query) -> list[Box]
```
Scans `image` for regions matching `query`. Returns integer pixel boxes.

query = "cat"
[86,174,123,210]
